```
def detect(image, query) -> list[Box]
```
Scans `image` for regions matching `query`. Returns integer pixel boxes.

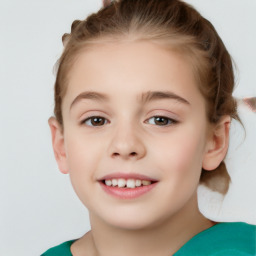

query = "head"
[49,0,243,228]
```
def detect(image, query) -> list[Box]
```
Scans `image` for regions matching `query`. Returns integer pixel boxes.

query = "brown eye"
[147,116,176,126]
[83,116,107,126]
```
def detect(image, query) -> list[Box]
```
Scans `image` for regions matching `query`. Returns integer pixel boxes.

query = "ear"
[202,115,231,171]
[48,117,69,174]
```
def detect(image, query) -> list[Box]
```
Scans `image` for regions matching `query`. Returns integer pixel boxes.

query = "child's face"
[54,41,214,229]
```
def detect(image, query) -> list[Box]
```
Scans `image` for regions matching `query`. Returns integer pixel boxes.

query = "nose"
[107,123,146,160]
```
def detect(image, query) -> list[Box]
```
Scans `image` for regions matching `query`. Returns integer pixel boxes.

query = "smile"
[99,174,158,199]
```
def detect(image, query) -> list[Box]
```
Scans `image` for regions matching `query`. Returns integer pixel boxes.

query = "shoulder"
[174,222,256,256]
[40,240,77,256]
[207,222,256,255]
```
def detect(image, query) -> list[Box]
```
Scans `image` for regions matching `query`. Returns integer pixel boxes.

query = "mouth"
[101,178,157,188]
[98,173,158,199]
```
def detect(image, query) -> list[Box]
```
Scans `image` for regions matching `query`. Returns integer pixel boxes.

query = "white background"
[0,0,255,255]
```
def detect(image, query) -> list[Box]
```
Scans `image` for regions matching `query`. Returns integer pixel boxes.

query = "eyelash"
[146,116,178,126]
[81,116,109,127]
[81,116,178,127]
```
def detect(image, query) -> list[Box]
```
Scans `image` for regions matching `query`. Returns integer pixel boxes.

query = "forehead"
[63,41,204,108]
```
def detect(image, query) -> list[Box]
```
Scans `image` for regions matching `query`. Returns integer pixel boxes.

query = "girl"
[42,0,256,255]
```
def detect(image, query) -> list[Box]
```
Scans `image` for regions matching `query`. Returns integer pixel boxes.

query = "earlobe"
[202,116,231,171]
[48,117,69,174]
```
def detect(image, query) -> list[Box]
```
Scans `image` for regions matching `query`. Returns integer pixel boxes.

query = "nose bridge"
[108,116,146,159]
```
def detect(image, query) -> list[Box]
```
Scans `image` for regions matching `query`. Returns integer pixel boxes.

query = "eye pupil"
[91,117,105,126]
[155,117,168,125]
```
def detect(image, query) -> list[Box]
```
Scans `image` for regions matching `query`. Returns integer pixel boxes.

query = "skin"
[49,41,231,256]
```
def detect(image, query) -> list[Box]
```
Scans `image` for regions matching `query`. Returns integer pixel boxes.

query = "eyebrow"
[70,91,109,110]
[70,90,190,110]
[141,91,190,105]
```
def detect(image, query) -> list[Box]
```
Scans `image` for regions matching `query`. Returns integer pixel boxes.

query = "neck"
[73,192,216,256]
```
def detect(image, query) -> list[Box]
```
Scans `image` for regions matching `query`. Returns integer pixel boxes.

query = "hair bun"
[200,162,231,195]
[62,33,70,46]
[243,97,256,112]
[103,0,114,8]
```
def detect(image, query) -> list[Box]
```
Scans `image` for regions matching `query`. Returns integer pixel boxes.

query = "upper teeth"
[105,178,152,188]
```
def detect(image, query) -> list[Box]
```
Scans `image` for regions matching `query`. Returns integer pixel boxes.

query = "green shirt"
[41,222,256,255]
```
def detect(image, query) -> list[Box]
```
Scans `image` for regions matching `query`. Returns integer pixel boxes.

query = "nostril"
[111,152,138,158]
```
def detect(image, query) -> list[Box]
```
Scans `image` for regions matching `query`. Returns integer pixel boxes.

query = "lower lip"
[99,182,157,199]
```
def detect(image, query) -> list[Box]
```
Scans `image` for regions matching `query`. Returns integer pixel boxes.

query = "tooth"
[135,179,142,187]
[142,180,151,186]
[127,179,136,188]
[112,179,118,186]
[105,180,112,186]
[117,178,126,188]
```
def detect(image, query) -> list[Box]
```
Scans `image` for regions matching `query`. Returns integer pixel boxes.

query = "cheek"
[64,133,104,180]
[64,133,104,207]
[152,125,206,180]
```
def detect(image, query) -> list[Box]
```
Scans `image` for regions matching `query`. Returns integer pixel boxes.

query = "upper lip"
[98,172,158,182]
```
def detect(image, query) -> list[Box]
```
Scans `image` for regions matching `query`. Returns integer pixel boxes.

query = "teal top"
[41,222,256,255]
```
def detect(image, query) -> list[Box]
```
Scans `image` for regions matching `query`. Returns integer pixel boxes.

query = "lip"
[98,172,158,200]
[99,172,158,182]
[99,182,157,199]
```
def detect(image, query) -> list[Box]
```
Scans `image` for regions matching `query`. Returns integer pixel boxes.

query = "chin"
[100,208,168,231]
[109,217,155,230]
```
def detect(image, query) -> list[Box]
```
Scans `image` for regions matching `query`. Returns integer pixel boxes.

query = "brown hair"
[53,0,244,194]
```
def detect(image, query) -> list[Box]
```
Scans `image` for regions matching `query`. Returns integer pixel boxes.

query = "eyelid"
[79,111,110,126]
[78,110,109,121]
[144,108,180,126]
[146,109,179,120]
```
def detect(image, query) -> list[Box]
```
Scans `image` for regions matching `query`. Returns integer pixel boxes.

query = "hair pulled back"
[53,0,243,194]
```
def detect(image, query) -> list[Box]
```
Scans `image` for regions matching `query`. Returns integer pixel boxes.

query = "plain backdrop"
[0,0,255,255]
